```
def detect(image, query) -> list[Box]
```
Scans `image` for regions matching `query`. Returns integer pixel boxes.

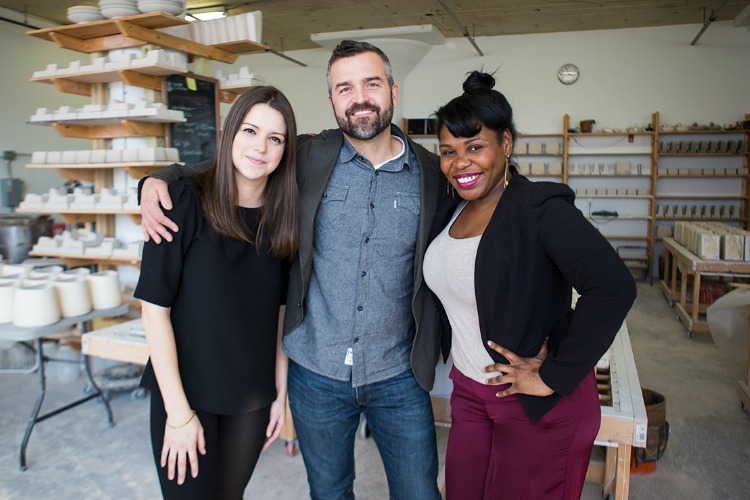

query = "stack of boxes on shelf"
[29,99,186,123]
[19,187,139,212]
[29,147,180,165]
[32,48,188,79]
[673,221,750,261]
[515,141,562,176]
[33,230,143,259]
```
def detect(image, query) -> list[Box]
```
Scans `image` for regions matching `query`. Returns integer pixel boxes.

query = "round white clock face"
[557,64,580,85]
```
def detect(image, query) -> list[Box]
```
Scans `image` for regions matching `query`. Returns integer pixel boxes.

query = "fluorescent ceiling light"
[186,6,226,21]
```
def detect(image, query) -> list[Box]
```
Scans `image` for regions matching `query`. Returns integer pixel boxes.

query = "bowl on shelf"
[137,0,184,15]
[67,6,106,23]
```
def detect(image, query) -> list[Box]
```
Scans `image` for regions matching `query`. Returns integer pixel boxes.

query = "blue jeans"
[288,360,440,500]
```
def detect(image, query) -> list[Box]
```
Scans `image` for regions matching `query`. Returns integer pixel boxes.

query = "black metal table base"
[19,331,115,471]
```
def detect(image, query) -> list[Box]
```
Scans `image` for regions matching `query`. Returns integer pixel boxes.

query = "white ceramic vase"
[13,283,61,328]
[87,270,122,310]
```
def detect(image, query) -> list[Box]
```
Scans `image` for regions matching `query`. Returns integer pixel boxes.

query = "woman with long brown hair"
[135,86,298,499]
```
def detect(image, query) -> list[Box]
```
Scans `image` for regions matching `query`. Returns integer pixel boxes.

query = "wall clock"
[557,63,580,85]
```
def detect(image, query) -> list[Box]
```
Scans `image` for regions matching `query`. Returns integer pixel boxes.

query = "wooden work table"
[660,237,750,337]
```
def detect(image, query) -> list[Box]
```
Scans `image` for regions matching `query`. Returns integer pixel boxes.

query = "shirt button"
[353,338,359,344]
[375,171,379,176]
[365,237,370,243]
[357,305,363,311]
[322,192,327,198]
[361,271,366,277]
[370,202,375,209]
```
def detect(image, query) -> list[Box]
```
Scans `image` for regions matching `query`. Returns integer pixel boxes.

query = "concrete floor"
[1,282,749,499]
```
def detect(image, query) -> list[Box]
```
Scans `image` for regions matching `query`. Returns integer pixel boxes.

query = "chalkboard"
[163,74,219,165]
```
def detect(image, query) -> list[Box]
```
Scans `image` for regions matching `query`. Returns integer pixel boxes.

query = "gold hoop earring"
[504,156,509,188]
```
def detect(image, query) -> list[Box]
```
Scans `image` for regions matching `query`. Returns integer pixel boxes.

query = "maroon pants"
[446,366,600,500]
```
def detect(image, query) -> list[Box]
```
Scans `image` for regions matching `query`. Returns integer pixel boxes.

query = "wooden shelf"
[656,173,749,178]
[26,13,269,64]
[659,129,747,135]
[579,195,653,199]
[43,120,167,139]
[659,152,747,157]
[568,131,654,137]
[27,12,186,43]
[25,161,178,180]
[657,194,745,200]
[28,251,141,268]
[19,208,141,224]
[656,216,746,222]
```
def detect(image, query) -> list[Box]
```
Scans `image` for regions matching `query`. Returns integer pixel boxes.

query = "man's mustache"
[346,104,380,117]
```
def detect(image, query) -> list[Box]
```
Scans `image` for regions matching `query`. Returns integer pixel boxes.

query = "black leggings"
[150,388,270,500]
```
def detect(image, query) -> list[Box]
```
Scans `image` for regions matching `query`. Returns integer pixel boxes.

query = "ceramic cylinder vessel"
[0,282,14,323]
[13,283,61,328]
[54,276,93,318]
[29,265,64,280]
[87,270,122,310]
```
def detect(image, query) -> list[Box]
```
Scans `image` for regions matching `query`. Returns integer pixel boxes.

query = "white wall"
[1,20,749,195]
[0,20,89,207]
[218,21,750,135]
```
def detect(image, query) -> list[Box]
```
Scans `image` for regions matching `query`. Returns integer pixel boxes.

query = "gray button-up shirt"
[283,125,422,387]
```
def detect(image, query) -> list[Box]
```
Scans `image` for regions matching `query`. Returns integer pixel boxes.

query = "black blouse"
[136,177,288,415]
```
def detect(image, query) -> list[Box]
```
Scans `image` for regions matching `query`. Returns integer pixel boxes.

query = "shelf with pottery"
[25,161,178,181]
[28,251,141,268]
[19,208,141,225]
[27,12,269,64]
[654,112,750,228]
[563,114,657,279]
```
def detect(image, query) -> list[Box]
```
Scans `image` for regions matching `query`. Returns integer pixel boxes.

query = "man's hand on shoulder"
[140,177,178,243]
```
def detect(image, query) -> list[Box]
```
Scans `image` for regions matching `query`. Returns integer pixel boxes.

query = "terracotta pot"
[580,119,596,133]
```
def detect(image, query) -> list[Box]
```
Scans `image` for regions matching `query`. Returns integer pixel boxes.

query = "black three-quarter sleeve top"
[135,177,288,415]
[429,168,637,423]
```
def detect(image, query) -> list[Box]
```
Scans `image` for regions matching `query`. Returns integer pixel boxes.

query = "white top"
[423,201,497,383]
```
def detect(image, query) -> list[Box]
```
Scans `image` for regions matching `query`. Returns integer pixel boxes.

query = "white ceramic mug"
[54,276,93,318]
[13,283,61,328]
[87,270,122,310]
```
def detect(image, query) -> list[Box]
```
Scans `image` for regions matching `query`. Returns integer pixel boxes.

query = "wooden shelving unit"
[24,12,268,267]
[409,111,748,281]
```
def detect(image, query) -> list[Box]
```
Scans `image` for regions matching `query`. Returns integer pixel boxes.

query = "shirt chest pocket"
[315,184,349,233]
[380,191,421,246]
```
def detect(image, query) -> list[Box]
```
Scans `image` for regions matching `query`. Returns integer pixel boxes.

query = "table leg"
[19,339,47,471]
[82,354,114,426]
[691,272,702,337]
[614,444,632,500]
[603,446,617,496]
[19,328,116,471]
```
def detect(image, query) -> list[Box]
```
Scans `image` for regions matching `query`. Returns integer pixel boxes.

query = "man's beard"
[335,101,393,140]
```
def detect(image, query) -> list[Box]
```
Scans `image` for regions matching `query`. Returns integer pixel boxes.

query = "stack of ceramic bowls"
[137,0,185,16]
[67,5,106,23]
[99,0,141,19]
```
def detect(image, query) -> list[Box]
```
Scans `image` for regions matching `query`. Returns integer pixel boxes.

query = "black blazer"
[429,168,636,423]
